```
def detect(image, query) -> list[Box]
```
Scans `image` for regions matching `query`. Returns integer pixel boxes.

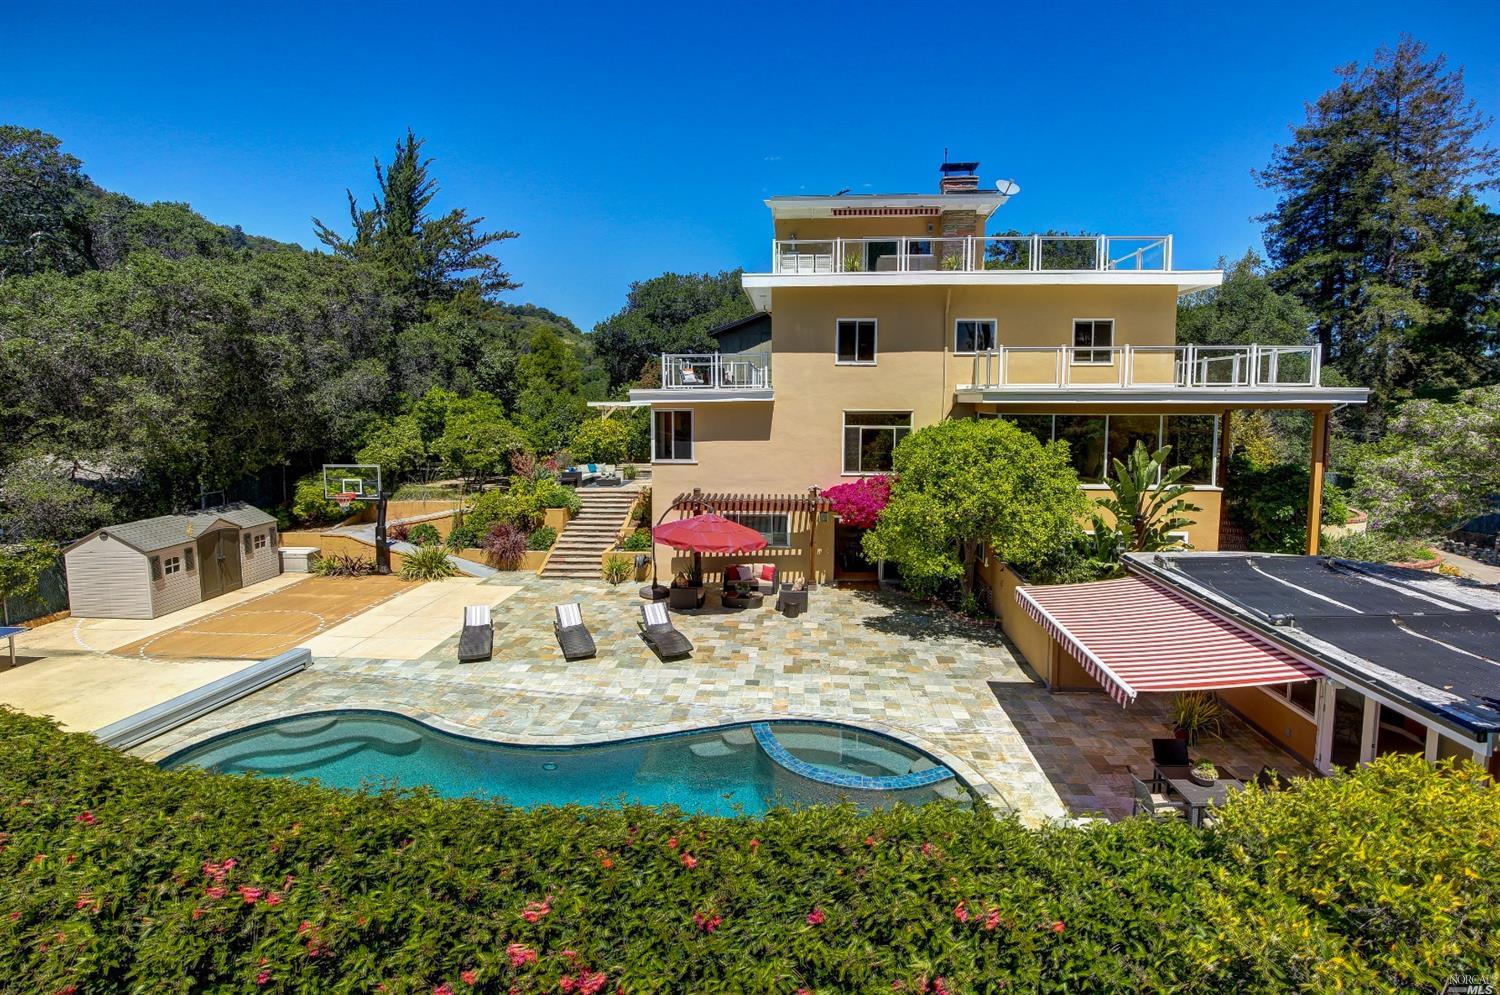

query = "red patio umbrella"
[653,513,768,586]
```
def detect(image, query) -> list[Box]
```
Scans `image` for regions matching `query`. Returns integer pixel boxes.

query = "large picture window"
[998,413,1218,486]
[1072,319,1114,364]
[954,319,996,354]
[725,512,791,548]
[653,410,694,462]
[843,411,911,473]
[835,319,877,364]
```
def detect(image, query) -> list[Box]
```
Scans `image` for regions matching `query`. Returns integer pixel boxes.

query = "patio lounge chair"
[639,601,693,659]
[554,602,596,660]
[458,605,494,662]
[1128,768,1187,820]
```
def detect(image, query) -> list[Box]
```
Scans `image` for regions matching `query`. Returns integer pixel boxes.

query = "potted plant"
[1169,691,1223,746]
[1189,759,1218,786]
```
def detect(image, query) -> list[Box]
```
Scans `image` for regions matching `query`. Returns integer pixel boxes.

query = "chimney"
[939,159,980,194]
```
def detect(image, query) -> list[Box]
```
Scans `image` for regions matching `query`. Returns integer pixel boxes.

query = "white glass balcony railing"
[966,344,1323,390]
[660,352,772,390]
[770,235,1173,275]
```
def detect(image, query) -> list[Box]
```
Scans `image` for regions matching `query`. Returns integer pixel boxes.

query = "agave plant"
[1093,441,1202,555]
[398,544,458,580]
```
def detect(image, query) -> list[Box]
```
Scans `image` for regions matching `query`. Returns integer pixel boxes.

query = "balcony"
[771,234,1173,275]
[625,352,775,404]
[964,344,1323,391]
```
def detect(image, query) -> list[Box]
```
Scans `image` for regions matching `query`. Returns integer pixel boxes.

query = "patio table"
[1155,765,1243,826]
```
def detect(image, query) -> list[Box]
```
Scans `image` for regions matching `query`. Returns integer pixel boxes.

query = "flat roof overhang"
[626,388,774,404]
[741,269,1224,311]
[765,191,1010,219]
[956,387,1371,408]
[1124,552,1500,744]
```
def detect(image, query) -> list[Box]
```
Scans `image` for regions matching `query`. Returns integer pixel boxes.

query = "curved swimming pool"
[160,711,970,817]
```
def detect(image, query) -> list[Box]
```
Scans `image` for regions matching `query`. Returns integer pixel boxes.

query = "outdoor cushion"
[458,604,494,662]
[759,565,775,582]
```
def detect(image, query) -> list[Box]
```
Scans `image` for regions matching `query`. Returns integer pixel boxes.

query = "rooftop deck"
[768,234,1175,275]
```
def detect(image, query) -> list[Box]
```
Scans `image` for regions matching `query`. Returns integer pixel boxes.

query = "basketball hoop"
[334,492,359,511]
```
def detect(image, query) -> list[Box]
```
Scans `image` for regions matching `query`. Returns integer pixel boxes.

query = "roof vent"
[939,157,979,194]
[1269,612,1297,627]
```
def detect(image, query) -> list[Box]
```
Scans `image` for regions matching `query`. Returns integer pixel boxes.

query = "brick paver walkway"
[138,576,1308,822]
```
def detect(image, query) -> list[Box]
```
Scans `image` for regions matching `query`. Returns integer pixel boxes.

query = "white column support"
[1313,679,1337,774]
[1359,695,1380,765]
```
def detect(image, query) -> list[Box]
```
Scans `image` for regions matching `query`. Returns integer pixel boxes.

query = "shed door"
[197,530,242,601]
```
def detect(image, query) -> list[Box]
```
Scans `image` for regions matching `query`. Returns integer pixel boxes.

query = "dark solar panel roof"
[1144,553,1500,735]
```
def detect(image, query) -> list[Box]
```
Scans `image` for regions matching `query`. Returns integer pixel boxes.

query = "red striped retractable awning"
[1016,576,1321,706]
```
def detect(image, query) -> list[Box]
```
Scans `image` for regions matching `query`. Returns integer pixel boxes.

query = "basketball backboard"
[322,464,382,501]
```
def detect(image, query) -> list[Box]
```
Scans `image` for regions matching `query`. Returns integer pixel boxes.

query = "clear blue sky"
[5,1,1497,329]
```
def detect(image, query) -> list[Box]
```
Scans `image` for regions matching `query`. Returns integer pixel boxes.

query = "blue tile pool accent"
[751,723,956,790]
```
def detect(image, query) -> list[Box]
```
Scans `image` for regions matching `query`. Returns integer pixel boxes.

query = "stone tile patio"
[134,575,1310,823]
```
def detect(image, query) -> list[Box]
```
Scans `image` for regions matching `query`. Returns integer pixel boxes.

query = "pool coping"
[136,702,1006,812]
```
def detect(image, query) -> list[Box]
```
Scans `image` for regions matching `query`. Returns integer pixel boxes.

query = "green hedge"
[0,709,1495,992]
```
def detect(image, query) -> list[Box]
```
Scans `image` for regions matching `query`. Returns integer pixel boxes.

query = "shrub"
[0,710,1495,994]
[537,482,581,515]
[311,553,375,577]
[468,487,542,534]
[399,544,458,580]
[622,463,639,480]
[445,523,479,551]
[602,553,633,584]
[619,528,653,552]
[1225,452,1349,553]
[481,522,527,568]
[824,474,892,529]
[526,526,557,551]
[386,521,411,543]
[406,523,442,547]
[1321,530,1438,564]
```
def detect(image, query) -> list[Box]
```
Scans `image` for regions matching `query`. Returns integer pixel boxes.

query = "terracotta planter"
[1390,552,1442,571]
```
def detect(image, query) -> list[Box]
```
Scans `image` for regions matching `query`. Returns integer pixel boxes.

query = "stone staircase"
[540,487,643,579]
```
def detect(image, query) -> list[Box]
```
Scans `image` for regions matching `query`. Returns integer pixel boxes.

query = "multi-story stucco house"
[631,162,1368,585]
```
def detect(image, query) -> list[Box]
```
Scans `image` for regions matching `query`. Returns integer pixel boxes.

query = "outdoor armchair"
[1128,767,1188,820]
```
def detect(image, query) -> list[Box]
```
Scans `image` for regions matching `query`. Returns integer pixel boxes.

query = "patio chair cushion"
[643,601,671,627]
[555,602,583,628]
[463,605,491,628]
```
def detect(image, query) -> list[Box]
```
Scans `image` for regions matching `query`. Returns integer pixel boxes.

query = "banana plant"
[1093,441,1203,554]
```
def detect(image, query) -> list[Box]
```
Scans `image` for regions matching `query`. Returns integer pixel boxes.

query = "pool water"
[161,712,968,817]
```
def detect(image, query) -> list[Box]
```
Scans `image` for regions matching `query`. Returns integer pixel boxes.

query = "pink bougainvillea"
[822,475,891,529]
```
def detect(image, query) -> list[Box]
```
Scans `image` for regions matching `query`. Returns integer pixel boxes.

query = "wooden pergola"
[665,488,832,583]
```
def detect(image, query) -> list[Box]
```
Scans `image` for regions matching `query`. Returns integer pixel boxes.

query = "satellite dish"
[995,179,1021,197]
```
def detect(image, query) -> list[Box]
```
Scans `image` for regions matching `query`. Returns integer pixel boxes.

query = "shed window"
[243,533,253,556]
[150,556,162,581]
[254,532,269,550]
[163,555,182,576]
[184,547,196,572]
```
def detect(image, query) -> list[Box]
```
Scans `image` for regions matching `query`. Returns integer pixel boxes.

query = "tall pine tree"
[1257,37,1499,426]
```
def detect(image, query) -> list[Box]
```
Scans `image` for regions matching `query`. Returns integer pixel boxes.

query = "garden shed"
[63,504,281,619]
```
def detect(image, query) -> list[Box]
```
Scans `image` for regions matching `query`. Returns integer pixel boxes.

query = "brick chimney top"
[939,159,980,194]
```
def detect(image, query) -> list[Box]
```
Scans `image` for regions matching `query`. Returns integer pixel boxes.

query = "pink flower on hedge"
[805,907,825,926]
[506,943,537,967]
[461,969,478,985]
[693,911,722,933]
[1050,920,1065,934]
[864,836,877,847]
[521,897,552,923]
[822,475,892,529]
[434,985,454,995]
[952,901,969,923]
[204,886,227,900]
[983,909,1001,931]
[256,970,271,986]
[238,886,263,905]
[666,836,679,850]
[264,891,283,906]
[575,972,608,995]
[748,838,761,852]
[680,853,697,869]
[74,811,96,826]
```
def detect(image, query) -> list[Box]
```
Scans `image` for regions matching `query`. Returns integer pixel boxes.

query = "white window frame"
[834,318,878,366]
[253,532,269,550]
[724,511,792,549]
[842,410,912,476]
[163,554,182,576]
[1260,679,1321,722]
[953,318,997,355]
[651,408,695,463]
[1071,318,1115,365]
[184,546,196,572]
